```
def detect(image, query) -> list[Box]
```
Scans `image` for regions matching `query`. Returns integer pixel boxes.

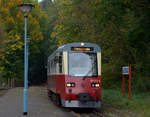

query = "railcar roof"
[48,42,101,58]
[57,42,101,52]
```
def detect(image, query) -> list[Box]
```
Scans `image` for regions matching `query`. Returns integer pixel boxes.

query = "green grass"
[102,89,150,117]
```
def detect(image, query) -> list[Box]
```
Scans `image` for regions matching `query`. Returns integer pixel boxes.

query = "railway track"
[60,107,105,117]
[48,92,105,117]
[92,110,105,117]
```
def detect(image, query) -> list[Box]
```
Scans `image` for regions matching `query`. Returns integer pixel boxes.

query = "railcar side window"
[50,61,52,74]
[48,61,50,73]
[58,52,62,74]
[49,58,56,74]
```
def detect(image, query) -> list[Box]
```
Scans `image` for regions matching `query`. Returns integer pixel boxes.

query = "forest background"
[0,0,150,93]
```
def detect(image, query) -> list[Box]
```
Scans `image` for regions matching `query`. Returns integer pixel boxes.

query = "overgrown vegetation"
[102,89,150,117]
[0,0,57,85]
[0,0,150,92]
[47,0,150,92]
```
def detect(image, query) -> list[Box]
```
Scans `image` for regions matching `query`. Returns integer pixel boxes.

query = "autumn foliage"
[0,0,150,91]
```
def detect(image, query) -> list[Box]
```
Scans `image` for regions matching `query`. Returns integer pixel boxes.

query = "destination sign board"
[122,66,129,75]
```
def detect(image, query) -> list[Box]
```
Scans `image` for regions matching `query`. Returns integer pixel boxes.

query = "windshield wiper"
[82,66,93,80]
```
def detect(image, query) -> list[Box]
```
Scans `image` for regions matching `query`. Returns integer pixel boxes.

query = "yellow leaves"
[0,0,50,80]
[6,51,10,54]
[74,27,79,32]
[0,66,4,71]
[16,41,23,50]
[120,28,127,33]
[9,43,17,51]
[51,31,56,39]
[4,58,10,64]
[8,42,23,51]
[7,17,15,24]
[16,11,24,20]
[17,0,22,5]
[10,44,17,51]
[0,48,5,52]
[59,0,72,7]
[8,0,15,8]
[30,30,43,41]
[58,41,65,46]
[6,34,23,51]
[0,8,9,14]
[29,16,40,29]
[15,34,20,41]
[0,8,9,19]
[1,55,5,60]
[1,55,10,64]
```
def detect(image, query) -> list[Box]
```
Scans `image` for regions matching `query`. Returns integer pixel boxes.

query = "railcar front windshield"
[68,52,98,77]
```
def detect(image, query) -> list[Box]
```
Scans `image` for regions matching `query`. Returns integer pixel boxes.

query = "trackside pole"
[129,65,131,100]
[122,75,125,97]
[23,15,28,115]
[18,3,34,115]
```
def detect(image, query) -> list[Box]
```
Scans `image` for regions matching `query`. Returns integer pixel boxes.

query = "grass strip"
[101,89,150,117]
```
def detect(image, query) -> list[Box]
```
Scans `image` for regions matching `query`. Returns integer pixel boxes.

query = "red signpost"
[129,65,131,100]
[122,75,125,97]
[122,65,131,100]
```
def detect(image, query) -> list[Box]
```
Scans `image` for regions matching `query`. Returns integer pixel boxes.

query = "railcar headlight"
[91,83,100,87]
[95,84,100,87]
[67,83,71,87]
[66,83,75,87]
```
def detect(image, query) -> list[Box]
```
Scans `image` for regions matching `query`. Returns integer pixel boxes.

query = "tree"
[50,0,150,91]
[0,0,49,85]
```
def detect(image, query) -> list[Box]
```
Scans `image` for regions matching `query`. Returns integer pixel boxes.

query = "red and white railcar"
[47,43,101,108]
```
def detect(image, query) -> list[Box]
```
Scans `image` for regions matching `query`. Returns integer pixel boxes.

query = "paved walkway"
[0,87,76,117]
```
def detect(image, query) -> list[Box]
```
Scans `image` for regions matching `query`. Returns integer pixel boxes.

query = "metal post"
[122,75,125,97]
[23,15,28,115]
[129,65,131,100]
